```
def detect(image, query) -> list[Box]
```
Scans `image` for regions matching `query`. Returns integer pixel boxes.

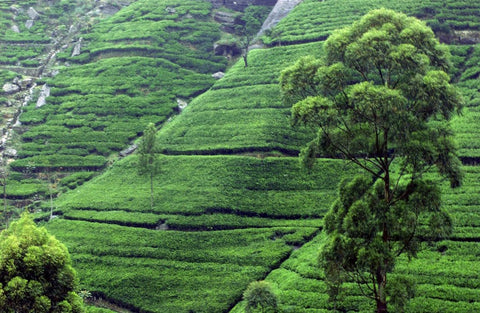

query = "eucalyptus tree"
[280,9,463,313]
[137,123,160,210]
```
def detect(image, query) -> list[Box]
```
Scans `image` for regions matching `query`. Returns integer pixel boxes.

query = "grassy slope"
[28,0,480,312]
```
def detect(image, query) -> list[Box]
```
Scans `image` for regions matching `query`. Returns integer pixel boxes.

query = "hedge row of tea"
[47,218,319,313]
[450,45,480,158]
[62,0,223,72]
[8,0,227,197]
[262,0,480,45]
[54,156,355,224]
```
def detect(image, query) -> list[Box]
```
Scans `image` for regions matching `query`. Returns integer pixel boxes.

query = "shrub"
[244,281,278,313]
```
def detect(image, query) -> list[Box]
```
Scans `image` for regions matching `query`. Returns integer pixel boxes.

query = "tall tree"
[137,123,160,210]
[280,9,462,313]
[0,152,8,228]
[236,5,271,67]
[0,214,85,312]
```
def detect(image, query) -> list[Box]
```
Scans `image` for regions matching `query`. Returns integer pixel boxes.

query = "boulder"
[25,20,34,29]
[119,144,138,157]
[212,72,225,79]
[208,0,277,11]
[177,98,188,111]
[2,83,20,95]
[11,25,20,33]
[71,38,83,57]
[4,148,17,158]
[27,7,40,20]
[36,84,51,108]
[454,30,480,44]
[20,78,34,89]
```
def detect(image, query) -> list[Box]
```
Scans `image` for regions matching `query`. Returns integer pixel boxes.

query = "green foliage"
[244,281,278,313]
[235,5,271,66]
[137,123,160,210]
[0,214,84,313]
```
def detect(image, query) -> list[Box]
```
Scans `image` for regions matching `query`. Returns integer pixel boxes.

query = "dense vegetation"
[0,0,479,312]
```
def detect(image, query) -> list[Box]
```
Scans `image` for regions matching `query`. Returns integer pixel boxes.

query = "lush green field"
[43,155,355,312]
[157,42,325,154]
[48,218,318,313]
[0,0,110,70]
[9,0,225,176]
[5,0,478,312]
[54,155,355,223]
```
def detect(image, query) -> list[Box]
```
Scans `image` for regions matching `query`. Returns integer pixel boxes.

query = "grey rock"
[27,7,40,20]
[36,84,51,108]
[177,98,188,111]
[2,83,20,95]
[4,148,17,158]
[119,144,138,157]
[11,25,20,33]
[165,7,176,14]
[71,38,83,57]
[20,78,34,89]
[25,20,34,29]
[212,71,225,79]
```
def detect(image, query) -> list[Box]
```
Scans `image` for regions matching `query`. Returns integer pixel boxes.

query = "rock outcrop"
[2,83,20,95]
[208,0,277,11]
[214,42,241,57]
[214,11,238,32]
[36,84,51,108]
[256,0,303,38]
[72,38,83,57]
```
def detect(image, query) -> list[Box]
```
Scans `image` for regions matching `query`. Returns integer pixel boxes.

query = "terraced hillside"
[0,0,138,206]
[1,0,479,312]
[1,0,232,208]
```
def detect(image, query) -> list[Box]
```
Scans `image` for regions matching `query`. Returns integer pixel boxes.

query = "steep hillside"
[1,0,479,312]
[1,0,230,209]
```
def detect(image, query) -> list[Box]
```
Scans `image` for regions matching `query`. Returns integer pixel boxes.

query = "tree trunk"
[3,175,7,227]
[150,172,154,210]
[49,184,54,220]
[243,53,248,67]
[376,299,388,313]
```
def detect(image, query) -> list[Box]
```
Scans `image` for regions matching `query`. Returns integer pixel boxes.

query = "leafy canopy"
[0,214,84,313]
[137,122,160,210]
[280,8,462,313]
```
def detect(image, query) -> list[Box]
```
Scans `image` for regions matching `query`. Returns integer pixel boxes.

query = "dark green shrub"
[244,281,278,313]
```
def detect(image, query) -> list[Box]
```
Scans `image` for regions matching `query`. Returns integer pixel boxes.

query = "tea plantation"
[1,0,480,312]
